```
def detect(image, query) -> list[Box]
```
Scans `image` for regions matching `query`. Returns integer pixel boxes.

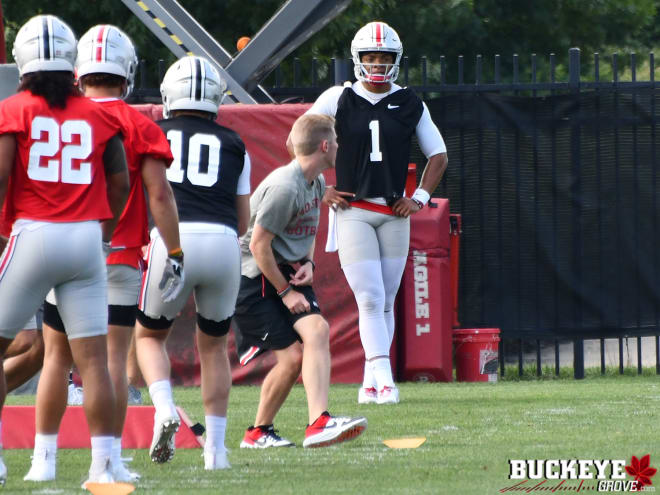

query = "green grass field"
[2,375,660,494]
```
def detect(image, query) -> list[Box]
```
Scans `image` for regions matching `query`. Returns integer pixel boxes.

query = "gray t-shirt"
[240,160,326,278]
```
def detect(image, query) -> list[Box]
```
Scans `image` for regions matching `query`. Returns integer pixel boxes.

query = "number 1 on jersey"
[369,120,383,162]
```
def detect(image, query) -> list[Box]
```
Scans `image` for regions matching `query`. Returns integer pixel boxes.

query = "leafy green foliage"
[3,0,660,86]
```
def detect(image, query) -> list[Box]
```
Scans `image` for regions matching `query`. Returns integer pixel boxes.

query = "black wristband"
[412,198,424,210]
[301,258,316,271]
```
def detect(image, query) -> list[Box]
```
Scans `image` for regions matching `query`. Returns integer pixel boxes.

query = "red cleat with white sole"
[302,412,367,448]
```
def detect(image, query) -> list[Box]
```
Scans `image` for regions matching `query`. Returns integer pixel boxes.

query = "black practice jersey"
[334,87,424,203]
[157,115,246,232]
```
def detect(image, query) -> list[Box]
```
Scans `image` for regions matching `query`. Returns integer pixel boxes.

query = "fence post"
[569,47,585,380]
[334,57,350,85]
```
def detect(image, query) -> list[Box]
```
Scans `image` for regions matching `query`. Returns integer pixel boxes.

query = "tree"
[3,0,659,89]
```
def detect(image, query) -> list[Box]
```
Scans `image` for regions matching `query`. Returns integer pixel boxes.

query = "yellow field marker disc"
[383,437,427,449]
[84,482,136,495]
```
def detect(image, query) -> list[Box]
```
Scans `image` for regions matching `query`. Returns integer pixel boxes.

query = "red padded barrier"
[2,406,202,449]
[131,104,367,384]
[449,214,462,328]
[397,198,453,382]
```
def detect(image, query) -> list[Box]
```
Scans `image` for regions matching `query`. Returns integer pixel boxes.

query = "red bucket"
[452,328,500,382]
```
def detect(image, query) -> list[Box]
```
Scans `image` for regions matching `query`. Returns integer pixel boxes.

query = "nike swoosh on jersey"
[261,332,269,341]
[387,104,400,109]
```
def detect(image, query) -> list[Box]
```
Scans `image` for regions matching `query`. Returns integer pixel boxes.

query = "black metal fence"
[132,48,660,379]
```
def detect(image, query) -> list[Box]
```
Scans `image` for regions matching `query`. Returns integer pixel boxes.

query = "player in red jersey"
[23,25,183,483]
[0,15,130,486]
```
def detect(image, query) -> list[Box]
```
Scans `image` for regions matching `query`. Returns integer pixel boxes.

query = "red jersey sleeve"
[0,95,28,135]
[132,111,173,166]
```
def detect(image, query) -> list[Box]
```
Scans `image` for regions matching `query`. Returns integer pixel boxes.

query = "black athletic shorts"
[233,264,321,366]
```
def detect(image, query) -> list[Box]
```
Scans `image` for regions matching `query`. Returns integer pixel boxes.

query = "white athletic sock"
[362,361,376,389]
[112,437,122,464]
[149,380,176,419]
[372,357,395,389]
[205,416,227,451]
[34,433,58,454]
[381,257,407,346]
[90,436,113,474]
[343,260,390,358]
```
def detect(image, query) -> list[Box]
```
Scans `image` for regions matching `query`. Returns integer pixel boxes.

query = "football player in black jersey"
[135,56,251,469]
[302,22,448,405]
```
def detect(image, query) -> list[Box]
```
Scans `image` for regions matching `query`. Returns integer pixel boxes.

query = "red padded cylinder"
[397,198,452,382]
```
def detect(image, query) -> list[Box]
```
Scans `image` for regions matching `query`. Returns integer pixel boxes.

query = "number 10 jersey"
[157,115,248,233]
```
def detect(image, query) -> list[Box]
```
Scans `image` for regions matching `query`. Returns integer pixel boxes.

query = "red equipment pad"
[2,406,202,449]
[397,198,453,382]
[131,104,368,385]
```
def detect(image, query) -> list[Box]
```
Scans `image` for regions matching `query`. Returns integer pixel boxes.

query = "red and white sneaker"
[240,426,295,448]
[377,385,400,405]
[302,412,367,448]
[358,387,378,404]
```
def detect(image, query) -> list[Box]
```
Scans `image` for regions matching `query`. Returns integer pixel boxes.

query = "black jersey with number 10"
[334,87,423,203]
[157,115,246,232]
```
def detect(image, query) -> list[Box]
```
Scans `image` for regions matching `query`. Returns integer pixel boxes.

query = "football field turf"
[2,376,659,494]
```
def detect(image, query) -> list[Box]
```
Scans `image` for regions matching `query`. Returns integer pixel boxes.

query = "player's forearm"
[149,185,182,253]
[306,237,316,261]
[0,133,16,210]
[251,240,289,292]
[102,170,130,242]
[418,152,448,195]
[236,194,250,237]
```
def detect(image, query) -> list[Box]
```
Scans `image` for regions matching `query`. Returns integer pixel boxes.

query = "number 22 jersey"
[0,91,123,224]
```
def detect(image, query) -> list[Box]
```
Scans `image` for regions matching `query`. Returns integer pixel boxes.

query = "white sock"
[381,257,407,345]
[34,433,58,455]
[112,437,122,463]
[362,361,376,389]
[372,357,395,389]
[149,380,176,418]
[205,416,227,451]
[90,436,113,474]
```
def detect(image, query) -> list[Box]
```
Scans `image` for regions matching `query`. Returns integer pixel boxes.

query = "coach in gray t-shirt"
[240,160,325,278]
[232,113,367,450]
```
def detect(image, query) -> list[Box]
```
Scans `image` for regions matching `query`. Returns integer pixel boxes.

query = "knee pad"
[197,314,231,337]
[43,301,66,333]
[108,305,137,327]
[136,310,173,330]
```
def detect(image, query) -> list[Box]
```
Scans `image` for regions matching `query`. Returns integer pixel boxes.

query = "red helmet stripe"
[375,22,383,47]
[95,25,106,62]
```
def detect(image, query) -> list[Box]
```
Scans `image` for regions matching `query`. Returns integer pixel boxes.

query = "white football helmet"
[76,25,138,98]
[351,21,402,84]
[12,15,77,76]
[160,56,226,118]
